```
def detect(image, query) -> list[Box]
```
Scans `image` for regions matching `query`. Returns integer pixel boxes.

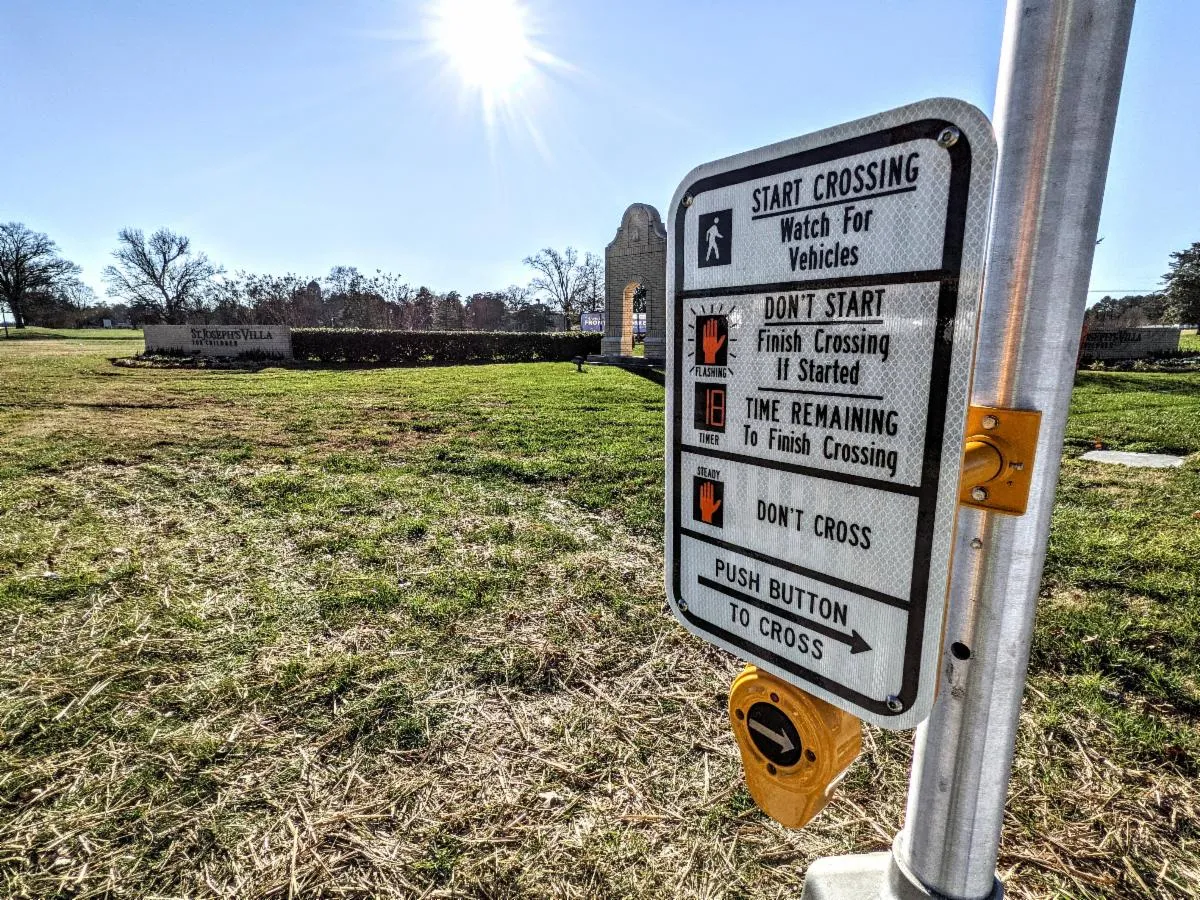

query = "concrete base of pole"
[800,842,1003,900]
[799,852,892,899]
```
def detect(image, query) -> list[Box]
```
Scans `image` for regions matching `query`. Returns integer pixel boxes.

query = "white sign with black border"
[666,98,996,729]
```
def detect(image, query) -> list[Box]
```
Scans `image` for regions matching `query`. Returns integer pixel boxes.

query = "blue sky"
[2,0,1196,303]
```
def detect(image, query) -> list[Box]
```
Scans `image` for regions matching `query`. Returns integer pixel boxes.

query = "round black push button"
[745,701,803,768]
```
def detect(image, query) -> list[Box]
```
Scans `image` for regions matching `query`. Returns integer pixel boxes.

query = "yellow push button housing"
[728,666,861,828]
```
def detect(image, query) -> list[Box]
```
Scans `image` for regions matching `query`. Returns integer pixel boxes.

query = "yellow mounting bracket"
[958,405,1043,515]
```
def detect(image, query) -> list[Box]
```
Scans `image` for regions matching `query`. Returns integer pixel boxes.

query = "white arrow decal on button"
[749,718,795,754]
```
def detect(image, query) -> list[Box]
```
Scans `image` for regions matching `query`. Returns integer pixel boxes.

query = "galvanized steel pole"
[894,1,1136,897]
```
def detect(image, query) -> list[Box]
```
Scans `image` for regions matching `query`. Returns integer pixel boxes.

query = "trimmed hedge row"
[291,328,601,365]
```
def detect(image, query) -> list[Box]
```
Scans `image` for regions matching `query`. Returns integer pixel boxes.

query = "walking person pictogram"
[706,217,723,262]
[697,209,732,267]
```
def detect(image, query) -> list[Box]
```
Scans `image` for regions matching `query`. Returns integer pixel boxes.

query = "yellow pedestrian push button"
[729,666,861,829]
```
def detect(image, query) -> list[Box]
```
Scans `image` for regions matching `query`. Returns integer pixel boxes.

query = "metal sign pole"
[802,1,1135,897]
[894,0,1136,897]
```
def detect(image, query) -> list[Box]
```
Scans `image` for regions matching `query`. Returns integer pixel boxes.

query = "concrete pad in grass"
[1080,450,1184,468]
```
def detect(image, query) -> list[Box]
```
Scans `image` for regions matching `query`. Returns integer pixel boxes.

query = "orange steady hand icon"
[698,481,722,524]
[702,318,726,365]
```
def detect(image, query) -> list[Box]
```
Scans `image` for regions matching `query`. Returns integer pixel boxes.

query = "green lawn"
[0,340,1196,898]
[1180,328,1199,353]
[1,325,144,341]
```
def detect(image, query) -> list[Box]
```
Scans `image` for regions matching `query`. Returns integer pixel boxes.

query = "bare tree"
[523,246,586,324]
[368,270,412,306]
[502,283,533,311]
[252,273,309,325]
[0,222,83,328]
[577,251,605,314]
[102,228,220,323]
[324,265,365,299]
[365,270,412,329]
[25,275,97,327]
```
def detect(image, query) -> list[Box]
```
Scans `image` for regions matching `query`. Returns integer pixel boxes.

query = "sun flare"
[428,0,540,106]
[421,0,568,150]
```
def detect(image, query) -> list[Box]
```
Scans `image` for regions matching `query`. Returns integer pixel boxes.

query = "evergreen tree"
[1163,242,1200,326]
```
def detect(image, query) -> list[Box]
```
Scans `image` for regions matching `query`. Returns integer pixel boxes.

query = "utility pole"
[802,0,1136,896]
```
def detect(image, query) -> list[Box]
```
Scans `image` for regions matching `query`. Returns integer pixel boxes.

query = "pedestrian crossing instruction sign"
[665,99,997,729]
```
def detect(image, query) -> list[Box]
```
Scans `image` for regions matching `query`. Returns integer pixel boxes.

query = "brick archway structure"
[601,203,666,364]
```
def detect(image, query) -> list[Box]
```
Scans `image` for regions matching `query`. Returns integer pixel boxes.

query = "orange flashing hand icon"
[702,318,727,365]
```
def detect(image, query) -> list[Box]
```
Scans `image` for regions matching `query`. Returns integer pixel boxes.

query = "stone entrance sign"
[601,203,667,364]
[143,325,293,359]
[1080,325,1181,360]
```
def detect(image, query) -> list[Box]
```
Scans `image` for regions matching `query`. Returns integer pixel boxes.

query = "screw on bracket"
[982,414,999,429]
[682,194,694,208]
[886,695,904,712]
[971,486,989,502]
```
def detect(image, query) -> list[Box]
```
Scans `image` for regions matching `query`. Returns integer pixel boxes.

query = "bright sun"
[428,0,541,108]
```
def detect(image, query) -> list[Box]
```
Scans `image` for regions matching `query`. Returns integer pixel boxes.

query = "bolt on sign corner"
[665,99,997,729]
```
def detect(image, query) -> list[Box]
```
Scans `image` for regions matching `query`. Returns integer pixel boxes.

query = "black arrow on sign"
[697,575,872,654]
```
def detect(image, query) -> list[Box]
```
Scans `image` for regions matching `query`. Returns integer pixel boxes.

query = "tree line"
[1083,242,1200,328]
[13,220,1191,332]
[0,223,611,332]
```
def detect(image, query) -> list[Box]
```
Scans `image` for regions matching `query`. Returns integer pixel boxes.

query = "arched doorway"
[619,280,647,355]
